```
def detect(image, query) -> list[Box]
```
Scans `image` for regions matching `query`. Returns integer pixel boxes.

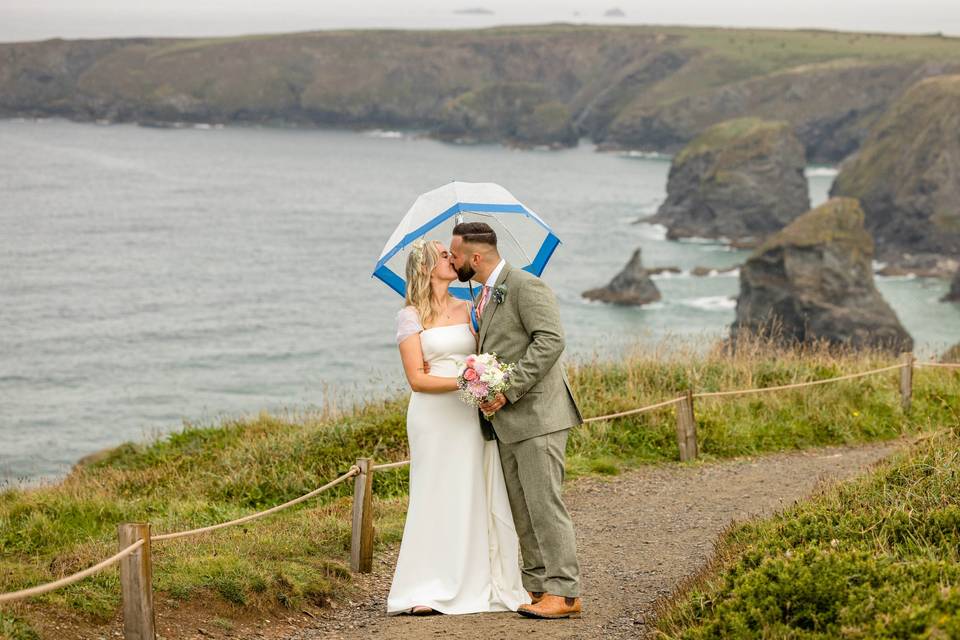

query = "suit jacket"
[477,262,583,443]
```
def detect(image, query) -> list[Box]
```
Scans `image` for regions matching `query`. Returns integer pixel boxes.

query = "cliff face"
[3,27,960,160]
[831,75,960,265]
[652,118,809,243]
[602,60,956,163]
[0,29,676,147]
[732,198,913,351]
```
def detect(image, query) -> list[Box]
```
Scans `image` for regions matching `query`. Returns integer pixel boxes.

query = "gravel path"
[287,441,900,640]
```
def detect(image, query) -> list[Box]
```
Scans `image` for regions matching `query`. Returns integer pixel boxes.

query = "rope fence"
[692,363,907,399]
[916,361,960,369]
[1,351,957,638]
[0,539,144,604]
[152,466,360,542]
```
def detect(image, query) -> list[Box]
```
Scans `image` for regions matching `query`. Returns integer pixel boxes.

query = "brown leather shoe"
[527,591,544,605]
[517,594,581,619]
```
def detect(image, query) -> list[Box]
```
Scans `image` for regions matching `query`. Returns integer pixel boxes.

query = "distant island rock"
[583,248,661,305]
[944,268,960,303]
[831,75,960,273]
[454,7,495,15]
[604,8,626,17]
[651,118,809,244]
[731,198,913,351]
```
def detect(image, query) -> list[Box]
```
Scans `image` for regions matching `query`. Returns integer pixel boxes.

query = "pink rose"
[465,355,477,366]
[464,368,478,382]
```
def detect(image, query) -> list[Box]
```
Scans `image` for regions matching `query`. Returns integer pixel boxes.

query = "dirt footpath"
[288,441,899,640]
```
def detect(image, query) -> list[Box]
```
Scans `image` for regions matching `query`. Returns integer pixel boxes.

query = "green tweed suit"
[477,262,583,598]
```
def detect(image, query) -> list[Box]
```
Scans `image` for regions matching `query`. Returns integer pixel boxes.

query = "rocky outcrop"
[583,248,661,305]
[651,118,809,243]
[944,269,960,303]
[731,198,913,351]
[831,75,960,267]
[2,28,960,158]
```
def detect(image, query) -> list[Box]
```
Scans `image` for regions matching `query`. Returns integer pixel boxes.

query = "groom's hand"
[480,393,508,415]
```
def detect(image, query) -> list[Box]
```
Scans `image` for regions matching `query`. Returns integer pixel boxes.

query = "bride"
[387,238,530,616]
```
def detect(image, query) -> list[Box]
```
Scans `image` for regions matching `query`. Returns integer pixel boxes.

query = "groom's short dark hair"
[453,221,497,247]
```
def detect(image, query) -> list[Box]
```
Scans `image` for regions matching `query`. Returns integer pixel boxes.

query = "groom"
[449,221,584,620]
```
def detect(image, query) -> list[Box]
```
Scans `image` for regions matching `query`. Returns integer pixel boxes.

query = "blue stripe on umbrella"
[373,201,549,271]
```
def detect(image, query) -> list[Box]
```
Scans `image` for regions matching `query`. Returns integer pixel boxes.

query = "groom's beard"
[456,263,476,283]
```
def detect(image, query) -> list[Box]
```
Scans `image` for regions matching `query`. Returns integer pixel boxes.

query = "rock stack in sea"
[582,248,661,305]
[831,75,960,273]
[942,268,960,303]
[650,117,810,245]
[731,197,913,351]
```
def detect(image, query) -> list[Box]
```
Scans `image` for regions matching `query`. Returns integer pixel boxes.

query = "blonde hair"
[404,239,452,327]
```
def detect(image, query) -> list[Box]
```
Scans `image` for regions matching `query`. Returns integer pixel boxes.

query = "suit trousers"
[496,428,580,597]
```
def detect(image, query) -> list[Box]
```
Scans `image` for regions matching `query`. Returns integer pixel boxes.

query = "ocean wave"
[704,267,740,278]
[876,273,918,281]
[678,296,737,311]
[805,166,839,178]
[365,129,406,139]
[651,270,687,280]
[620,149,672,161]
[677,235,730,245]
[634,222,668,240]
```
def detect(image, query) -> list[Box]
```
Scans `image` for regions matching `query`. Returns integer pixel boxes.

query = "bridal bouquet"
[456,353,515,416]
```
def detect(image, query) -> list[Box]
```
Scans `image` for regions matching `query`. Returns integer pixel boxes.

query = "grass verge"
[655,425,960,638]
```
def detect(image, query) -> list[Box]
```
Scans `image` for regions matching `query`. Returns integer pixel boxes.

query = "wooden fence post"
[118,523,155,640]
[350,458,375,573]
[900,352,914,412]
[675,390,698,462]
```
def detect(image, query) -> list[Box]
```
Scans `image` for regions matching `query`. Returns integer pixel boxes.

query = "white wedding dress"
[387,307,530,615]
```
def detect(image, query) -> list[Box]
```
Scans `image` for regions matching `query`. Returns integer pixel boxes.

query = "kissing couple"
[387,221,583,620]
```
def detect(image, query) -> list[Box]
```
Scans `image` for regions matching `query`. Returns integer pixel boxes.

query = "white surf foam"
[365,129,405,139]
[805,166,839,178]
[678,296,737,311]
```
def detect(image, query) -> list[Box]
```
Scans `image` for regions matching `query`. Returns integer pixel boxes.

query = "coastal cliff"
[831,74,960,270]
[3,26,960,160]
[651,117,809,243]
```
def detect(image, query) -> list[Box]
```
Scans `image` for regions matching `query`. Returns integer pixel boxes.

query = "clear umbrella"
[373,181,560,301]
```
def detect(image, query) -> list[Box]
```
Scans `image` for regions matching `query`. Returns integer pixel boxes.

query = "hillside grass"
[655,426,960,639]
[0,338,957,637]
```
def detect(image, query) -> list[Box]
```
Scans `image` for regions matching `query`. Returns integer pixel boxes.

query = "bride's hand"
[422,361,431,374]
[480,393,507,415]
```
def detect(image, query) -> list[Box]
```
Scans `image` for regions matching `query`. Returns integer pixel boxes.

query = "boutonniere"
[492,284,507,305]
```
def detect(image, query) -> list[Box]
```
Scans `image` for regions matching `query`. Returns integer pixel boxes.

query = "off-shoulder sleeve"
[396,306,423,345]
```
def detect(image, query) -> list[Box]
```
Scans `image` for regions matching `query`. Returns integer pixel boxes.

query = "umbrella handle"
[470,304,480,334]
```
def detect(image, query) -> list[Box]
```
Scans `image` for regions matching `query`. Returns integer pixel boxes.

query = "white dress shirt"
[484,258,507,289]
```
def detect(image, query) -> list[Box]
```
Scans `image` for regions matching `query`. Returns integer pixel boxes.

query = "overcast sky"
[2,0,959,43]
